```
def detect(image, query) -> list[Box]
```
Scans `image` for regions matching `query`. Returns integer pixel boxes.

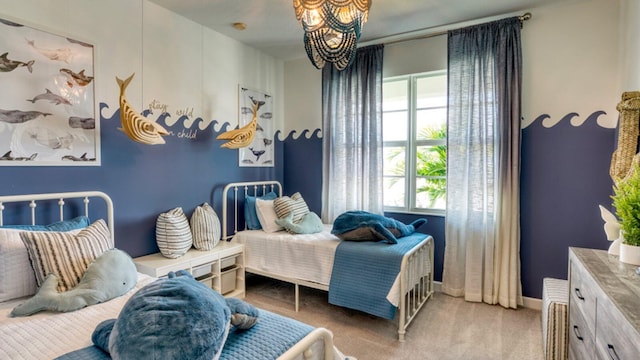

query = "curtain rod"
[360,12,532,47]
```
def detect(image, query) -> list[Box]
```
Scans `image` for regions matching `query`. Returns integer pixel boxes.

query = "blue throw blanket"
[55,309,313,360]
[328,232,428,319]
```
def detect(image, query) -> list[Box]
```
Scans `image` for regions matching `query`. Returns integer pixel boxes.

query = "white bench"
[542,277,568,360]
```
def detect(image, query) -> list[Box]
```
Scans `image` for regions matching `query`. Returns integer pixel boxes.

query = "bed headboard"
[0,191,115,243]
[222,181,282,240]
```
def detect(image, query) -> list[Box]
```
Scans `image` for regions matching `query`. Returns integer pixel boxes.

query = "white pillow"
[0,228,81,302]
[255,198,283,233]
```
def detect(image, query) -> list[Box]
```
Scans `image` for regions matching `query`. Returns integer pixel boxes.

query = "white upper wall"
[0,0,285,133]
[284,0,624,132]
[620,0,640,91]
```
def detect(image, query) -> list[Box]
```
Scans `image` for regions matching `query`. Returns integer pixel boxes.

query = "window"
[382,71,447,215]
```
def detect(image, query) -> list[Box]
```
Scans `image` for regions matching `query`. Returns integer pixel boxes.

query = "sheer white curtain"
[442,17,523,308]
[321,45,384,223]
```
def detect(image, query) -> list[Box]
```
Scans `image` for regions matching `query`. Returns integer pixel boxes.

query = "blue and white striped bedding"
[56,309,314,360]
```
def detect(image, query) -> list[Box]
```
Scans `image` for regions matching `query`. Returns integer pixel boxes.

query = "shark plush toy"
[11,249,138,317]
[331,210,427,244]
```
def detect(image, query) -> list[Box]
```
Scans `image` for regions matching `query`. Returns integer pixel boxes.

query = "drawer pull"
[572,325,584,341]
[606,344,620,360]
[574,288,585,301]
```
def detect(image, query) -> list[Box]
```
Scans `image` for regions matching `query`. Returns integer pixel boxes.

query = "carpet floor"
[243,274,544,360]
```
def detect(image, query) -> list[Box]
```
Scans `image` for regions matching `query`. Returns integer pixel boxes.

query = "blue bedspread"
[328,232,428,319]
[56,309,313,360]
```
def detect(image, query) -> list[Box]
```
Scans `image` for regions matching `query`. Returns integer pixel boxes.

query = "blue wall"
[283,110,616,299]
[0,103,284,258]
[0,100,616,299]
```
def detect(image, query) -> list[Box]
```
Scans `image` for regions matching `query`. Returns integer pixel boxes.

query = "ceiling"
[148,0,558,61]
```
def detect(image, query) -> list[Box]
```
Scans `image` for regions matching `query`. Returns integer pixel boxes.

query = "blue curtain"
[321,45,384,222]
[442,17,523,308]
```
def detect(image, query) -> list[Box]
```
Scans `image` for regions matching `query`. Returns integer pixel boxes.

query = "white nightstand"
[134,242,245,298]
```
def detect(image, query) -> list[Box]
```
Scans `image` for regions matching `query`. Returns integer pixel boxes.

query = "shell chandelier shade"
[293,0,371,71]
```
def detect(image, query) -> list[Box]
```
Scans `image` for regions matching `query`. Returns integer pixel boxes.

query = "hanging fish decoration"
[216,101,259,149]
[116,73,169,145]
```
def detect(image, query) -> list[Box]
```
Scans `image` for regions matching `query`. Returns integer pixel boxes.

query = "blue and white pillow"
[156,207,192,259]
[244,191,277,230]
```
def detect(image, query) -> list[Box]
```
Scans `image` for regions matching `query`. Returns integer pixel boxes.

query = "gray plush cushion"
[156,207,192,258]
[190,203,220,250]
[273,192,309,224]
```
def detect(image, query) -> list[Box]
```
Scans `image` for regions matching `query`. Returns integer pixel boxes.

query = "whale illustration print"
[26,39,73,63]
[0,52,34,73]
[0,109,51,124]
[26,88,71,105]
[0,150,37,161]
[60,68,93,87]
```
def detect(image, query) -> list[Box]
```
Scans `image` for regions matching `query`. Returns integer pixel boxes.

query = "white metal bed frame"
[0,190,338,360]
[0,191,115,242]
[222,180,435,341]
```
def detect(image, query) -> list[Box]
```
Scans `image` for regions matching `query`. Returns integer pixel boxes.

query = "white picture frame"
[0,15,98,166]
[238,86,274,167]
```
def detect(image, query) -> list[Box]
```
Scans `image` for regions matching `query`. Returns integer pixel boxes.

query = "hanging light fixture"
[293,0,371,71]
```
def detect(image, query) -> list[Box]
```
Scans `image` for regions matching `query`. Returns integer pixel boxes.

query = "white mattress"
[0,273,157,360]
[232,224,341,286]
[231,225,423,307]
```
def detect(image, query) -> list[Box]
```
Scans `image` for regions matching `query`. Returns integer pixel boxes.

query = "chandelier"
[293,0,371,71]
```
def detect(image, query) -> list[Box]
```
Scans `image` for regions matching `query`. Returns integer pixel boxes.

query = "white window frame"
[383,70,447,216]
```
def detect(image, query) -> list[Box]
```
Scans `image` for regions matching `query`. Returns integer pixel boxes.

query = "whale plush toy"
[92,270,259,360]
[11,249,138,317]
[331,210,427,244]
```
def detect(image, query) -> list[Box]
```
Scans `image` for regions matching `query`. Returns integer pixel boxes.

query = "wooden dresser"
[568,247,640,359]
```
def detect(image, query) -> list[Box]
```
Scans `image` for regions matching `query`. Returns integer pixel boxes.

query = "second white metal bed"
[222,180,435,341]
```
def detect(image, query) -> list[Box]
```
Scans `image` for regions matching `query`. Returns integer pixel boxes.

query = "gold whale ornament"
[216,101,259,149]
[116,73,169,145]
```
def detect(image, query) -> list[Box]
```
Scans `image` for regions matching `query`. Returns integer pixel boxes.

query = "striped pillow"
[156,207,192,259]
[19,219,113,292]
[273,192,310,224]
[190,203,221,250]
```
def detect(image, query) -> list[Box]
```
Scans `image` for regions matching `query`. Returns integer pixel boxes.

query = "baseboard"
[432,281,542,311]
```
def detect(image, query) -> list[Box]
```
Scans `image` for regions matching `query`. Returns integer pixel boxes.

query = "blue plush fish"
[10,249,138,317]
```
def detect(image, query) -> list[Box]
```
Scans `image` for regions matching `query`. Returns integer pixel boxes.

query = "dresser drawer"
[568,302,595,360]
[569,260,597,329]
[595,298,640,360]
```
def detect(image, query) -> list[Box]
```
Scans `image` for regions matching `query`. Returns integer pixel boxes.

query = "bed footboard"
[277,327,336,360]
[397,235,434,342]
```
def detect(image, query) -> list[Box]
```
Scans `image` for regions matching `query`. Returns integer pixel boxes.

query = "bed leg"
[295,283,300,312]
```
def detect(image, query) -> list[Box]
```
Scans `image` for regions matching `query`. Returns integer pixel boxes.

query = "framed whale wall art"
[235,86,274,167]
[0,15,98,166]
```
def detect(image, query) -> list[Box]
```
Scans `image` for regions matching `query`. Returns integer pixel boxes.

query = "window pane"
[415,145,446,210]
[416,108,446,140]
[383,80,408,111]
[416,177,446,210]
[383,111,408,141]
[384,176,405,207]
[416,145,446,176]
[416,75,447,108]
[383,146,405,176]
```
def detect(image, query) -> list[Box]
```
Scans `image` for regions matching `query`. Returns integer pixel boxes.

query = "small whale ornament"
[116,73,169,145]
